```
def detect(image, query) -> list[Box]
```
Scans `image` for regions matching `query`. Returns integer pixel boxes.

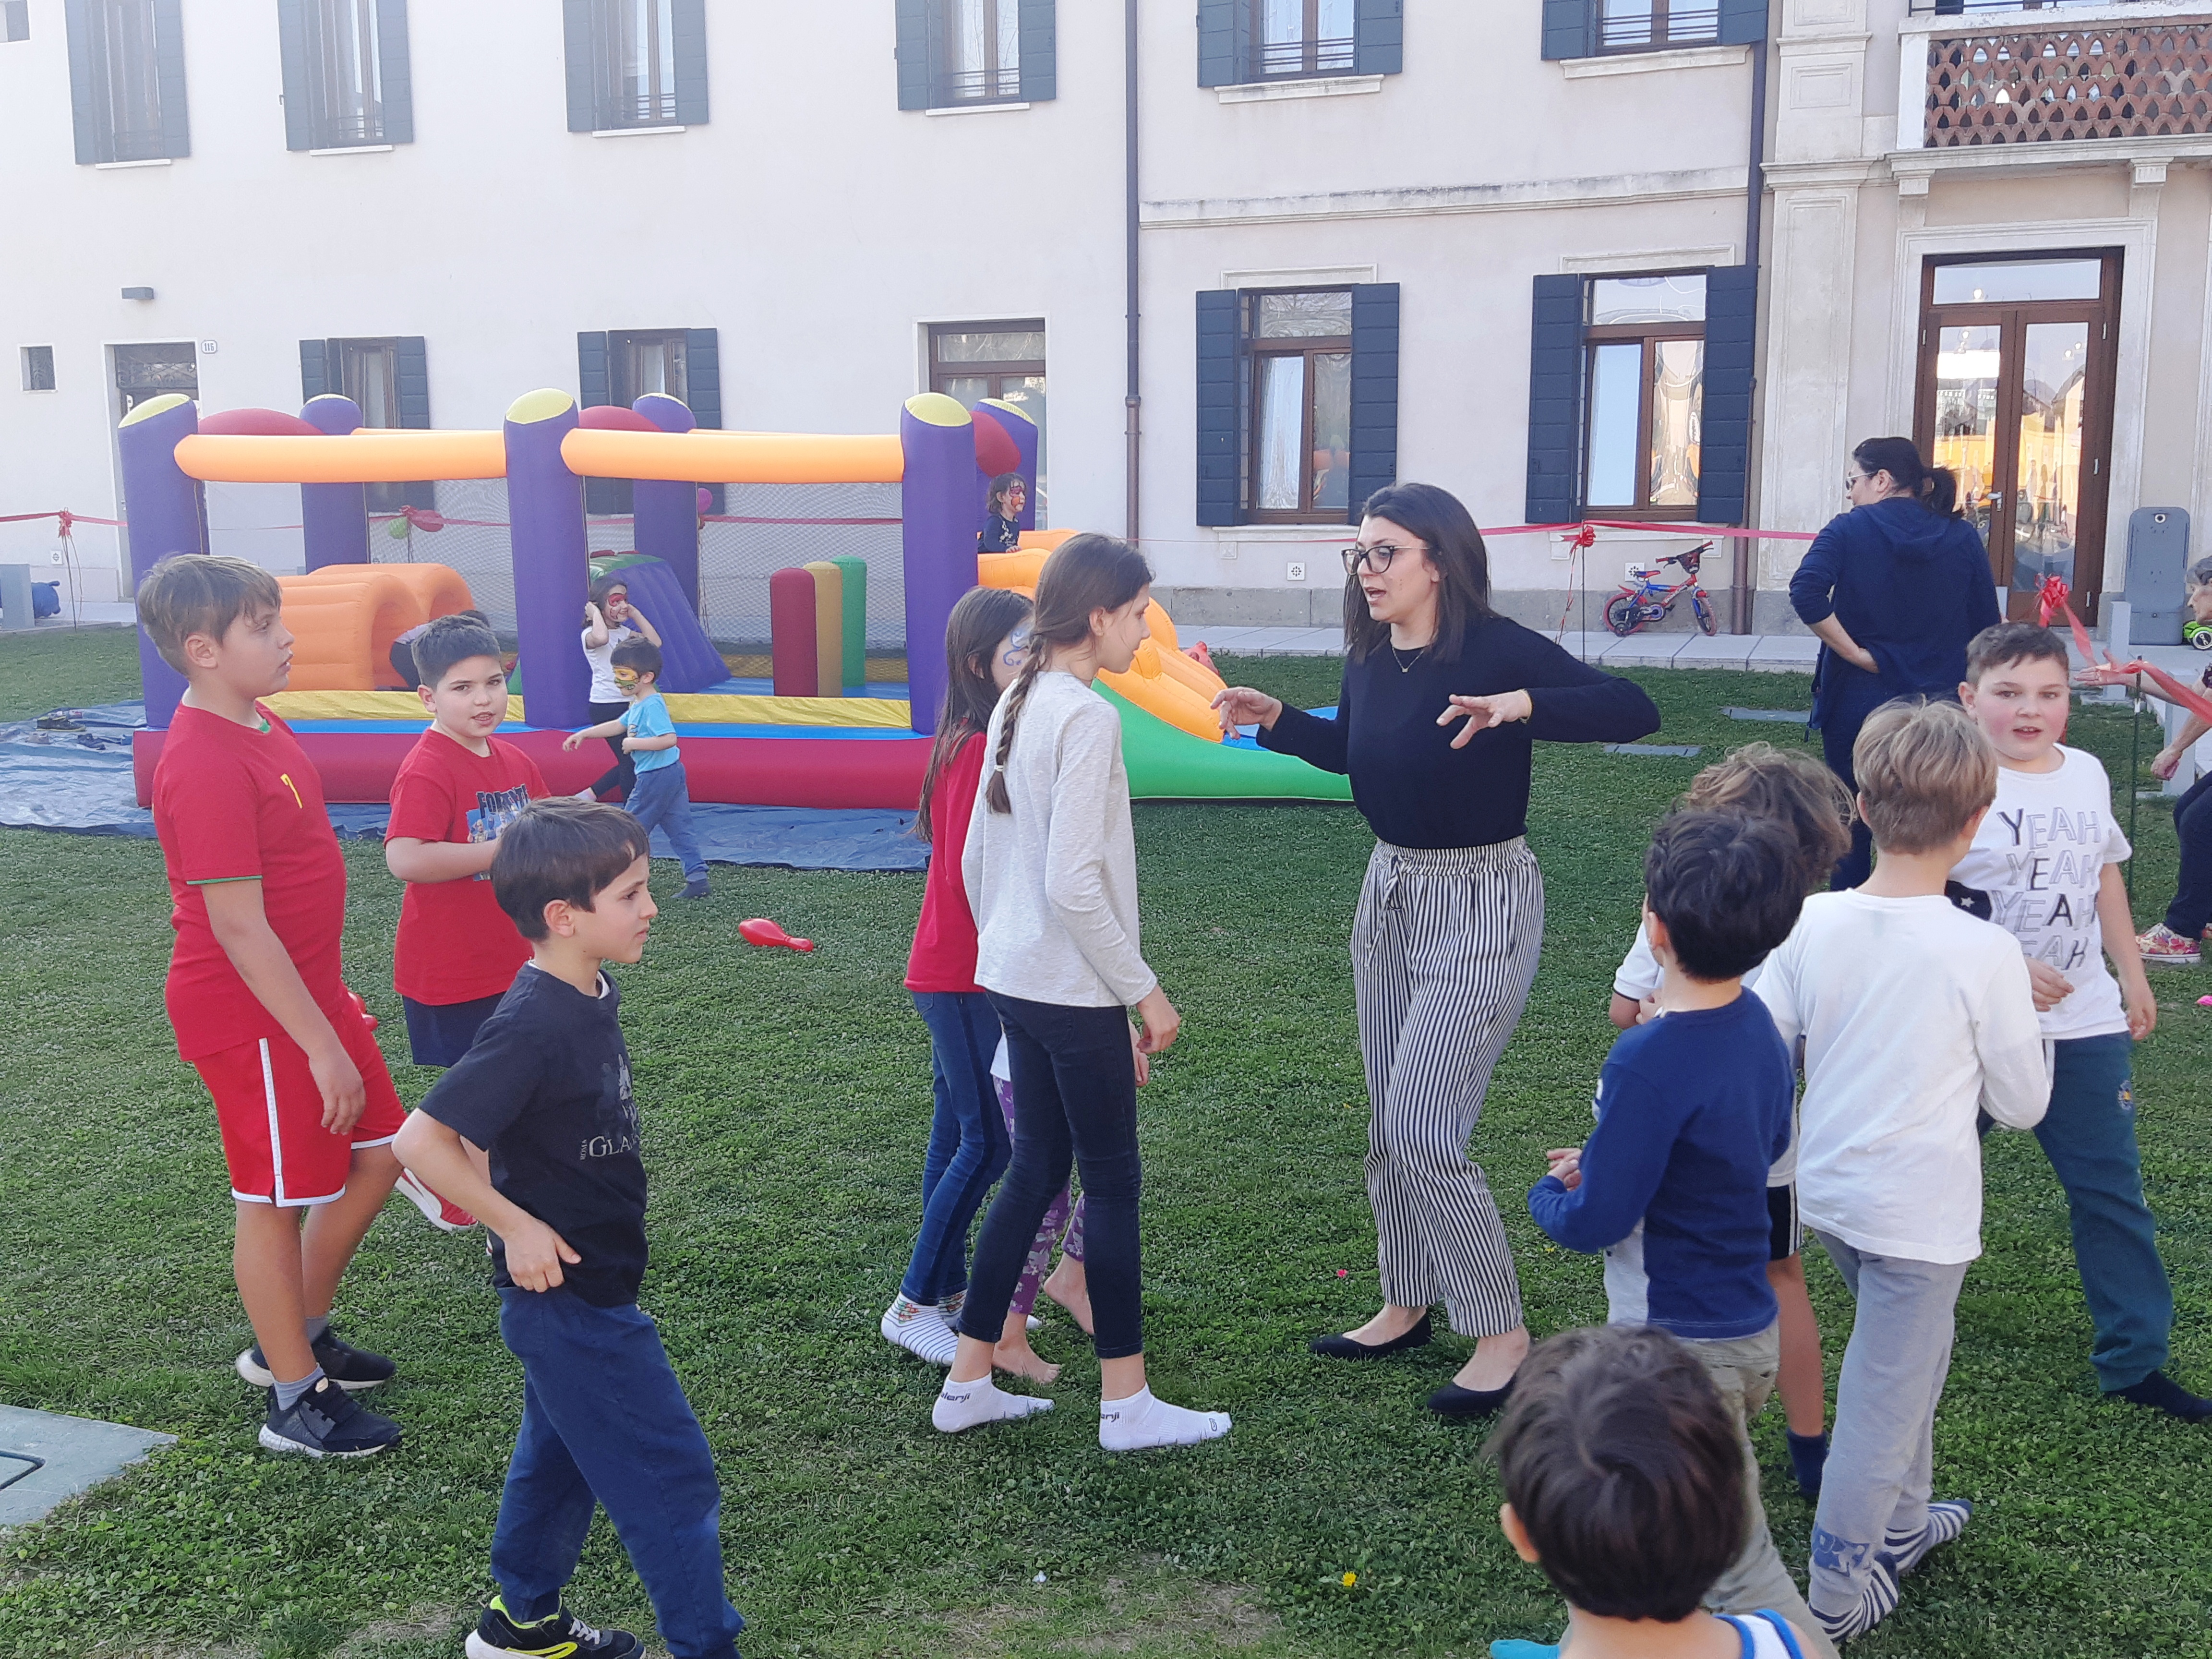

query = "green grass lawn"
[0,631,2206,1658]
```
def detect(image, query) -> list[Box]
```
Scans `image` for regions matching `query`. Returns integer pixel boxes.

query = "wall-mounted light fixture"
[120,287,156,301]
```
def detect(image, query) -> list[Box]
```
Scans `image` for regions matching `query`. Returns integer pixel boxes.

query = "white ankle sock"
[880,1295,959,1366]
[932,1373,1054,1433]
[1098,1386,1230,1452]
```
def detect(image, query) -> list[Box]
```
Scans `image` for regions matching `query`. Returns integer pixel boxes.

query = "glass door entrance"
[1915,254,2117,622]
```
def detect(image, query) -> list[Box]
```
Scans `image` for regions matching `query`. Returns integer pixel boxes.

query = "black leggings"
[2164,769,2212,937]
[957,994,1144,1360]
[587,699,633,800]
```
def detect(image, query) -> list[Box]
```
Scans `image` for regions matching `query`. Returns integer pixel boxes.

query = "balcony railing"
[933,65,1022,103]
[1924,12,2212,145]
[1251,35,1356,78]
[1911,0,2155,12]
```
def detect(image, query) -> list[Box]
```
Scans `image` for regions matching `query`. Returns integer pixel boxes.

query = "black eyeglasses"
[1341,542,1421,575]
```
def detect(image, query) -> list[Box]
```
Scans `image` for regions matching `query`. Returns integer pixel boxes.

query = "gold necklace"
[1389,641,1427,673]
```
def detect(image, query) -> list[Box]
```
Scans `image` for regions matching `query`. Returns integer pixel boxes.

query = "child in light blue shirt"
[563,639,708,899]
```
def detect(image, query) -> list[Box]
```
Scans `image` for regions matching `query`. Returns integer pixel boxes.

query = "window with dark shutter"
[302,337,432,512]
[376,0,413,143]
[685,327,723,513]
[893,0,1039,108]
[565,0,690,130]
[1353,0,1401,76]
[1195,0,1249,88]
[2,2,29,43]
[1584,0,1730,55]
[281,0,397,150]
[1016,0,1054,102]
[1194,291,1240,526]
[581,328,699,514]
[1539,0,1592,61]
[1525,274,1585,524]
[1696,264,1757,526]
[67,0,184,162]
[1581,272,1707,521]
[299,338,337,402]
[1346,284,1400,523]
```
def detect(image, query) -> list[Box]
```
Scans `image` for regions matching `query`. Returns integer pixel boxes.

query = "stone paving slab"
[1601,632,1691,667]
[0,1404,174,1528]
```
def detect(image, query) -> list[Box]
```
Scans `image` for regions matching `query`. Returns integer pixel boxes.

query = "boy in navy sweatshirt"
[1528,810,1834,1659]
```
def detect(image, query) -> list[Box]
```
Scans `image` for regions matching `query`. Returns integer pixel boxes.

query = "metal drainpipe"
[1734,30,1770,636]
[1124,0,1142,544]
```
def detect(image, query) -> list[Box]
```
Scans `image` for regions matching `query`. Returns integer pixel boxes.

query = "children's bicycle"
[1604,542,1718,638]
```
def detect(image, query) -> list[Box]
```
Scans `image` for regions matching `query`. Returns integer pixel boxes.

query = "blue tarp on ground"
[0,701,927,871]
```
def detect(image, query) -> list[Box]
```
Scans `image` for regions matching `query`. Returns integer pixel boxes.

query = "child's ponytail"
[983,648,1046,815]
[983,532,1153,816]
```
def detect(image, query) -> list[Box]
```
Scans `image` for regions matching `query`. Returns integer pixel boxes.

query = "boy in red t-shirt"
[382,614,549,1232]
[138,554,405,1459]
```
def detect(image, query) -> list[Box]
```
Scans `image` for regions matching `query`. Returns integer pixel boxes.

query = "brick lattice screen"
[1925,22,2212,145]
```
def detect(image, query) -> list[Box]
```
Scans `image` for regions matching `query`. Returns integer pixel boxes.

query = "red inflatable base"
[134,727,932,811]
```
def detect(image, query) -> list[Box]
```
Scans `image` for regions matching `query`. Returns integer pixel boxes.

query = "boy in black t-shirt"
[394,801,746,1659]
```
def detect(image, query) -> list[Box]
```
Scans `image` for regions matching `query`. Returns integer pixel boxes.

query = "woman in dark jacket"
[1790,436,2000,887]
[1212,482,1659,1419]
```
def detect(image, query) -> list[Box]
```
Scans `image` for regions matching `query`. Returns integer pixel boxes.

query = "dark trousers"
[958,994,1145,1360]
[1819,680,1958,889]
[625,759,707,882]
[493,1288,745,1659]
[2037,1034,2174,1391]
[900,991,1010,1303]
[589,699,634,800]
[2163,770,2212,938]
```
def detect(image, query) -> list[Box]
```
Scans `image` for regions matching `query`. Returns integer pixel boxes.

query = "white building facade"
[2,0,2199,643]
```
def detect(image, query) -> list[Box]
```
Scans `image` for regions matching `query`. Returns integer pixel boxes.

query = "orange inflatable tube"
[559,429,905,485]
[175,431,506,483]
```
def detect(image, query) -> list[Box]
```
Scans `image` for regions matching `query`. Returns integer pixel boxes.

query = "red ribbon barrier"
[2042,574,2212,726]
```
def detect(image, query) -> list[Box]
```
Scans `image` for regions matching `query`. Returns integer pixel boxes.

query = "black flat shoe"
[1310,1312,1432,1359]
[1426,1376,1515,1420]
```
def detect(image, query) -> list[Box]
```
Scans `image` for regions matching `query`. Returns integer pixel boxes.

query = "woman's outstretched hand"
[1212,686,1284,738]
[1438,690,1533,747]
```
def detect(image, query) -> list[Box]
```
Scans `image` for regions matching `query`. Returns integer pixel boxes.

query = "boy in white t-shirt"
[1758,700,2049,1643]
[1954,623,2210,1423]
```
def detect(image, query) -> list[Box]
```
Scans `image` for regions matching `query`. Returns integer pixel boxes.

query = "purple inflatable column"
[632,393,701,613]
[118,392,204,726]
[901,393,977,737]
[299,394,369,571]
[504,389,592,731]
[980,398,1039,531]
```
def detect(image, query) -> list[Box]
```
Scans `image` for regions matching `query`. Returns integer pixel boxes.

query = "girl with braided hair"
[932,534,1231,1451]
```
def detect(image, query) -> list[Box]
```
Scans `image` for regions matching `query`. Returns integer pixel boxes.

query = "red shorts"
[192,992,405,1207]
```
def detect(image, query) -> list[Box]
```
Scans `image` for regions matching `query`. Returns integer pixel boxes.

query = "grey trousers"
[1806,1232,1971,1621]
[1687,1323,1841,1659]
[1350,839,1541,1337]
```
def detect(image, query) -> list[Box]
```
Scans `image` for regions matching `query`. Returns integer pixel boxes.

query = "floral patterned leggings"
[997,1074,1085,1319]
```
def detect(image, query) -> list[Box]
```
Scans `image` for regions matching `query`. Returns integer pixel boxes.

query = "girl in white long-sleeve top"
[933,533,1231,1453]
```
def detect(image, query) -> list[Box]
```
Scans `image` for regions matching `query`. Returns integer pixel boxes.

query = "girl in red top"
[880,588,1035,1367]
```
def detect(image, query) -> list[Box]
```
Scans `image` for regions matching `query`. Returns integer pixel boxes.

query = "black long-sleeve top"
[1260,614,1662,849]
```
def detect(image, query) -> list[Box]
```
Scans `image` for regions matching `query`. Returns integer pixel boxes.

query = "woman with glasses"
[1790,436,1998,887]
[1212,481,1659,1419]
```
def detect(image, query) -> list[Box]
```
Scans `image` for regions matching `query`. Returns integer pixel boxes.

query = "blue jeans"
[493,1288,745,1659]
[960,995,1145,1360]
[2038,1034,2173,1390]
[626,759,706,882]
[899,991,1010,1304]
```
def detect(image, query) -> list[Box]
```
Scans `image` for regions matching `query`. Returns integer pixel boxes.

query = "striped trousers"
[1350,837,1543,1337]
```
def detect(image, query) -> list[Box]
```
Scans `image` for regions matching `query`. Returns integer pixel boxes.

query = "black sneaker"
[466,1598,639,1659]
[236,1327,397,1392]
[259,1378,402,1458]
